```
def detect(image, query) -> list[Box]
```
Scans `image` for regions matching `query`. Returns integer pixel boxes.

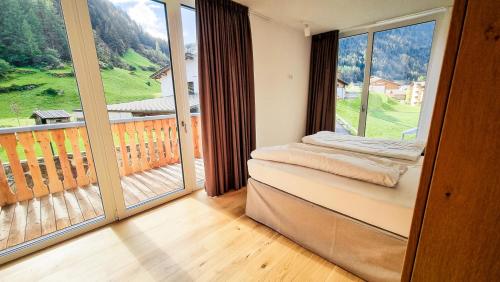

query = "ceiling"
[234,0,453,34]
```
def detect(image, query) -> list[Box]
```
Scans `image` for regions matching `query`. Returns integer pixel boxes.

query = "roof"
[106,95,200,114]
[31,110,71,119]
[337,78,348,86]
[370,76,401,87]
[150,66,171,80]
[151,52,197,79]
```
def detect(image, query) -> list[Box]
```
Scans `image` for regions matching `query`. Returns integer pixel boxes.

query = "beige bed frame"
[245,178,407,282]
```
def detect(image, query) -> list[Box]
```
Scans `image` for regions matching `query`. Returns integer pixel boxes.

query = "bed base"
[245,178,407,282]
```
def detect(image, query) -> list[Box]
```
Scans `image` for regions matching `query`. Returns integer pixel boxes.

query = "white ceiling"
[234,0,453,34]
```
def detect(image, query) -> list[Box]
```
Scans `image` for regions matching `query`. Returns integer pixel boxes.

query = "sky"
[108,0,197,45]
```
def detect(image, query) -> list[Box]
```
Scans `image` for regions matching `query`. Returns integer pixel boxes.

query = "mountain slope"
[338,21,436,84]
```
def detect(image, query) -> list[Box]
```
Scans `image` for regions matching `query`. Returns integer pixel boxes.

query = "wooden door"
[403,0,500,280]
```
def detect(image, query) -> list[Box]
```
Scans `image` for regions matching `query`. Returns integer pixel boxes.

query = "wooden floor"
[0,159,205,252]
[0,187,361,281]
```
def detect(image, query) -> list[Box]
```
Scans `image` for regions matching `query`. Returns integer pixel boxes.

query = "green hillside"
[0,49,162,161]
[337,92,420,140]
[0,49,161,127]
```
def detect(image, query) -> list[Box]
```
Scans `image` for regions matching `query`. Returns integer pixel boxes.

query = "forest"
[338,21,435,84]
[0,0,170,75]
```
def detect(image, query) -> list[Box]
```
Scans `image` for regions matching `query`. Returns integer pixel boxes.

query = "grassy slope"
[0,49,161,122]
[0,49,160,161]
[337,92,420,140]
[101,49,162,105]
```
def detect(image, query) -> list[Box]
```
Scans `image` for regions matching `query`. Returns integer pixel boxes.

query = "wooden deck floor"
[0,159,205,252]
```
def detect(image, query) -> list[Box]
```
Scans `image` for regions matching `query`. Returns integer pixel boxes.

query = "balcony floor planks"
[0,159,204,252]
[40,196,56,236]
[24,199,41,242]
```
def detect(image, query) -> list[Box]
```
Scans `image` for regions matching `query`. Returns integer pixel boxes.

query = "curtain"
[196,0,256,197]
[305,30,340,135]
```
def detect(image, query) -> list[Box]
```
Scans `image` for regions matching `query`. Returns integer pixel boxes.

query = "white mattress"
[248,157,423,237]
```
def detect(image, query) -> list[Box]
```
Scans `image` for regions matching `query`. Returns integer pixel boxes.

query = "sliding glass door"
[0,0,200,262]
[0,0,110,255]
[336,17,438,140]
[86,0,188,209]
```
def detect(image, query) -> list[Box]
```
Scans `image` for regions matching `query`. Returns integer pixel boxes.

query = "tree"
[0,59,13,79]
[10,103,21,127]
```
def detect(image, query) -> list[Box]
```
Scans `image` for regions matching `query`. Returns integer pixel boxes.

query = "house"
[73,96,200,121]
[409,81,426,105]
[30,110,71,125]
[369,76,407,100]
[370,76,401,89]
[336,78,348,99]
[73,52,200,121]
[150,51,199,97]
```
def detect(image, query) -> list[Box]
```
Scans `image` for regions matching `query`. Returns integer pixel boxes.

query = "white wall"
[250,14,311,148]
[186,57,199,93]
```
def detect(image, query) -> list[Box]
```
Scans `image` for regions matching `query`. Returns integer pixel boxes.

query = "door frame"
[0,0,199,264]
[338,9,450,140]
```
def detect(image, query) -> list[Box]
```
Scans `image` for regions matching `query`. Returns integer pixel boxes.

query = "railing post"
[0,134,32,201]
[0,158,16,206]
[191,115,202,159]
[18,132,49,197]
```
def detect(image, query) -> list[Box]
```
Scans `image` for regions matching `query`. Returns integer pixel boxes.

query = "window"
[0,0,206,261]
[336,17,439,141]
[0,0,104,253]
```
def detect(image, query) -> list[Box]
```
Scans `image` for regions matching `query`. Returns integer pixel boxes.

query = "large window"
[0,0,203,262]
[336,19,438,140]
[0,0,104,253]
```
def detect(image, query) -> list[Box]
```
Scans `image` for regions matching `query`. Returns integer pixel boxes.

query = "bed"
[245,132,423,282]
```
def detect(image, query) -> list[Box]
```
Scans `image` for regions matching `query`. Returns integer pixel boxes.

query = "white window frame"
[338,8,452,141]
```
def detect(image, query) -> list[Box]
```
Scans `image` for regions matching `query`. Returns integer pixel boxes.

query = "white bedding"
[248,157,423,237]
[302,131,425,161]
[251,143,407,187]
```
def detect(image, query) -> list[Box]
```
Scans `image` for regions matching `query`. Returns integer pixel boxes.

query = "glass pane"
[365,21,436,139]
[181,6,205,189]
[87,0,184,208]
[336,33,368,135]
[0,0,104,252]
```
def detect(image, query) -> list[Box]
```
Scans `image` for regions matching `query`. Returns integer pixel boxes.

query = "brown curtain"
[196,0,255,197]
[305,30,339,135]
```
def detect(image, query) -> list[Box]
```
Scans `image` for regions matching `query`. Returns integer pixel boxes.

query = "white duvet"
[251,143,408,187]
[302,131,425,161]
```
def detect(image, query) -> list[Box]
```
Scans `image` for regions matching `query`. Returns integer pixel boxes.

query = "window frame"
[337,9,451,141]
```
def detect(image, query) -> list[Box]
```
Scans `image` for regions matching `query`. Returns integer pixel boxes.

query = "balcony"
[0,114,204,251]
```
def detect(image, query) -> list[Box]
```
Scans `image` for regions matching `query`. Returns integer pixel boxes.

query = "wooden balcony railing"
[0,114,202,206]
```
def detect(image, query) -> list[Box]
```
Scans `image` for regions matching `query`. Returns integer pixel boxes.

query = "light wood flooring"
[0,187,361,281]
[0,159,206,252]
